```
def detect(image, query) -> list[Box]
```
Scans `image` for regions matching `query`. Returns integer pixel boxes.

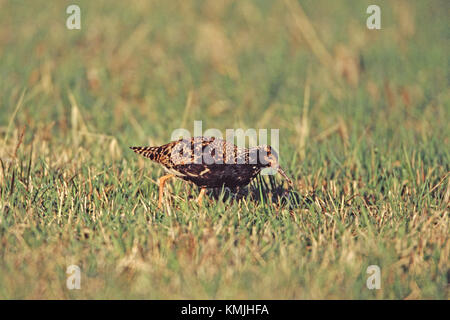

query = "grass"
[0,0,448,299]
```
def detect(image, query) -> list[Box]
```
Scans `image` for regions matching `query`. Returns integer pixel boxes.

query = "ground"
[0,0,448,299]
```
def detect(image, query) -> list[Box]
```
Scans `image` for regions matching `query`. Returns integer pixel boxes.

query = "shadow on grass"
[204,175,305,209]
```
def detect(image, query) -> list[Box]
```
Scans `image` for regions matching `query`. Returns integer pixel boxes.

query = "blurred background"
[1,0,447,150]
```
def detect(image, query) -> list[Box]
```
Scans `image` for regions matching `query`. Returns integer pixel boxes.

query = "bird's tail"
[130,146,160,162]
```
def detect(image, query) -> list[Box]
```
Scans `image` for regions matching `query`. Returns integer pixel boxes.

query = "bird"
[130,136,293,208]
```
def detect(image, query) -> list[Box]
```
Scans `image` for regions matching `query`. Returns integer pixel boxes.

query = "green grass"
[0,0,448,299]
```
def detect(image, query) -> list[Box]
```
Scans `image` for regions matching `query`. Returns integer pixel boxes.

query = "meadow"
[0,0,448,299]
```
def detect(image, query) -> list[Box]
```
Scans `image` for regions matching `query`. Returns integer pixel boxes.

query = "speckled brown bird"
[131,136,293,208]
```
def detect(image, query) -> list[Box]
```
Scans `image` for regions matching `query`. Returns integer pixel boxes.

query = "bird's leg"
[158,174,175,209]
[196,187,207,206]
[234,186,246,199]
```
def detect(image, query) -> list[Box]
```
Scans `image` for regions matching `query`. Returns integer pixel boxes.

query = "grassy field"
[0,0,448,299]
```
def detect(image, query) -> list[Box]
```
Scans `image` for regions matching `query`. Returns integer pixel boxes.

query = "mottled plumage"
[131,136,293,207]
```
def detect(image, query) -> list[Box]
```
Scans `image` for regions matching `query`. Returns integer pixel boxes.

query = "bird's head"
[255,145,293,187]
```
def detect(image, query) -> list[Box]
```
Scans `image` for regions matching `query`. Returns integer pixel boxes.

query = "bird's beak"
[277,166,293,188]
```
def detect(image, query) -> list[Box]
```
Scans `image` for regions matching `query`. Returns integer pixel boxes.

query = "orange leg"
[196,187,207,206]
[158,174,175,209]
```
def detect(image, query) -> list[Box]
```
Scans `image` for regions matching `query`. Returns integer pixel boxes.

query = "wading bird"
[131,136,293,208]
